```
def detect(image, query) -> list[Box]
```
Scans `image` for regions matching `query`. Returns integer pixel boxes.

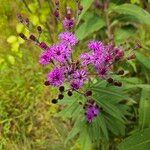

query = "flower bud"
[107,78,113,83]
[19,33,27,40]
[54,10,59,18]
[54,0,59,6]
[85,90,92,96]
[117,69,124,75]
[37,26,42,34]
[79,102,82,105]
[58,94,64,100]
[51,99,58,104]
[68,91,73,96]
[59,86,65,92]
[30,34,36,41]
[127,54,136,60]
[78,3,83,11]
[39,42,48,50]
[17,14,23,23]
[114,81,122,87]
[44,81,50,86]
[25,18,29,27]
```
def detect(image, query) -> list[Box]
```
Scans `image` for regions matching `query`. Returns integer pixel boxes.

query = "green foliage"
[110,4,150,25]
[76,12,105,40]
[139,89,150,129]
[118,128,150,150]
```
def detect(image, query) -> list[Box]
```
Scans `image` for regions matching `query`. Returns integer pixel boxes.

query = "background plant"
[0,0,150,150]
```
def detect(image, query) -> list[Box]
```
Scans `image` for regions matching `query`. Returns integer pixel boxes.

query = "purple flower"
[73,69,88,82]
[63,18,75,30]
[39,49,53,65]
[80,53,93,66]
[48,67,65,86]
[88,40,104,52]
[50,43,71,63]
[71,80,84,90]
[59,31,78,46]
[85,101,100,123]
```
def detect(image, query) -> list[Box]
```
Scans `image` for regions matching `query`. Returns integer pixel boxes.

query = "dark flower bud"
[85,90,92,96]
[114,81,122,87]
[117,69,124,75]
[66,14,72,20]
[51,99,58,104]
[54,10,59,18]
[79,102,82,105]
[17,14,23,23]
[66,7,72,19]
[127,54,136,60]
[58,94,64,100]
[25,18,29,27]
[88,99,95,104]
[59,86,65,92]
[107,77,114,83]
[119,100,128,104]
[37,26,42,34]
[19,33,27,40]
[115,49,124,61]
[39,42,48,50]
[78,3,83,11]
[30,34,36,41]
[54,0,59,6]
[94,0,103,9]
[68,91,73,96]
[135,43,142,49]
[44,81,50,86]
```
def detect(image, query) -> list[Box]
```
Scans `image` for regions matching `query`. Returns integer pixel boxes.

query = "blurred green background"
[0,0,150,150]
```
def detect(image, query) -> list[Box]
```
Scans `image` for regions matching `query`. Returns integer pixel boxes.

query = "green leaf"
[136,52,150,70]
[139,89,150,129]
[7,55,15,65]
[97,115,109,140]
[65,117,85,144]
[77,0,94,23]
[123,84,150,91]
[91,86,130,101]
[7,36,17,43]
[76,12,105,40]
[115,27,136,44]
[78,127,92,150]
[118,128,150,150]
[111,4,150,25]
[130,0,140,4]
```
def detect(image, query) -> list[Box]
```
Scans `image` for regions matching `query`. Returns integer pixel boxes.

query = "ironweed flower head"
[50,43,71,63]
[63,18,75,30]
[59,31,78,46]
[39,49,53,65]
[85,100,100,123]
[48,67,65,87]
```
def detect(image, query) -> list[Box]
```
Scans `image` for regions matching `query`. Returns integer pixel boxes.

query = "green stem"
[22,0,32,13]
[37,0,41,8]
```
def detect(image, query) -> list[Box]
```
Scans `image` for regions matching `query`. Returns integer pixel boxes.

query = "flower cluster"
[39,31,89,90]
[81,41,124,77]
[17,1,137,123]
